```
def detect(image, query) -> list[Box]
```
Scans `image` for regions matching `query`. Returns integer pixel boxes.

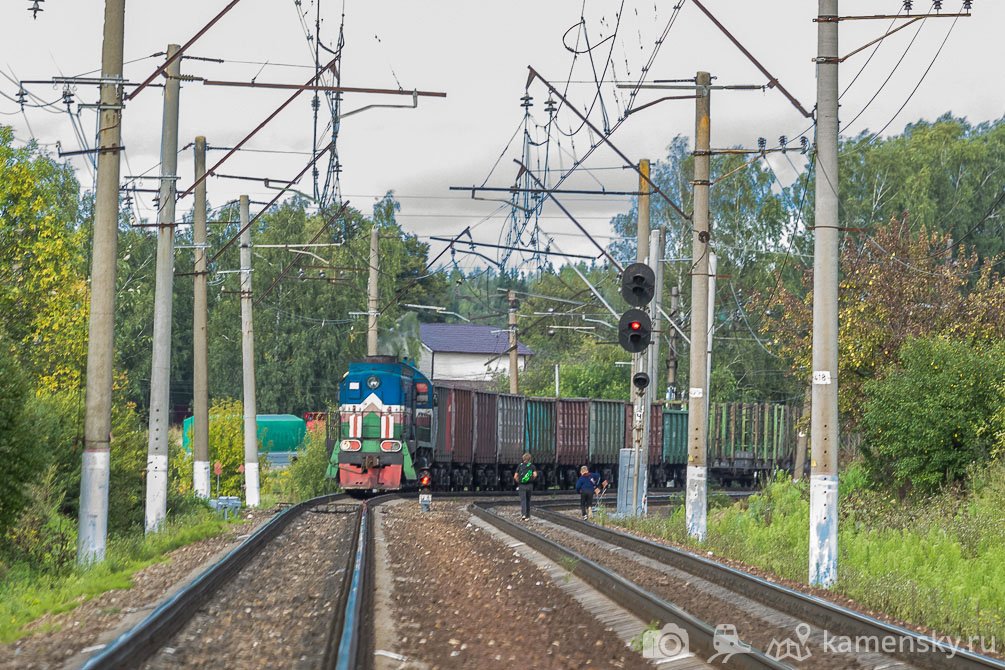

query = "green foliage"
[0,344,46,538]
[861,337,1005,493]
[283,425,340,502]
[0,506,236,644]
[607,465,1005,643]
[194,398,272,497]
[0,126,87,392]
[5,466,76,575]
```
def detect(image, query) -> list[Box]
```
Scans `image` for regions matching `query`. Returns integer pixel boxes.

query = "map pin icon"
[796,623,811,645]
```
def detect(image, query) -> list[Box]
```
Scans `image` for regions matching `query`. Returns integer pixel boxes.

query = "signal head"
[620,263,656,307]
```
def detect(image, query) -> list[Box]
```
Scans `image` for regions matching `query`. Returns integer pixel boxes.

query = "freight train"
[324,356,797,491]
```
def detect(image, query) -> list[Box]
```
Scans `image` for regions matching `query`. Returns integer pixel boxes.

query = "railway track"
[472,500,1005,670]
[80,493,368,670]
[75,489,758,670]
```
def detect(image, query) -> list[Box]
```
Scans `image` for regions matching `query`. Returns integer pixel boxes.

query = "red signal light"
[631,321,642,330]
[419,475,431,487]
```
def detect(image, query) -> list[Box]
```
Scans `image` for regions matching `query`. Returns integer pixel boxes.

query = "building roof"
[420,322,533,356]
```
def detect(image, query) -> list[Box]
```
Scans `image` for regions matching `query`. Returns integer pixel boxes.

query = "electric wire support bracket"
[812,10,971,64]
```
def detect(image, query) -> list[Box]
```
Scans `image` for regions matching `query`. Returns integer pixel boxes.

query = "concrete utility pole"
[78,0,126,565]
[240,196,260,507]
[685,71,712,542]
[648,226,666,408]
[367,224,379,357]
[667,285,680,406]
[508,290,519,394]
[144,45,181,535]
[629,158,653,515]
[706,251,717,422]
[810,0,840,588]
[637,158,650,264]
[192,136,210,499]
[793,384,811,482]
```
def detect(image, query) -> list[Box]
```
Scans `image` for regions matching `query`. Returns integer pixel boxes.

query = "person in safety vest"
[513,452,539,520]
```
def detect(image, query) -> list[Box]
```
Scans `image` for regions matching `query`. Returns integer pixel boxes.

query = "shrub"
[285,425,339,501]
[5,466,76,575]
[0,345,46,539]
[861,337,1005,493]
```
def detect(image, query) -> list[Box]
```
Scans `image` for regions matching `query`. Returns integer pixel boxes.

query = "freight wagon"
[325,357,797,491]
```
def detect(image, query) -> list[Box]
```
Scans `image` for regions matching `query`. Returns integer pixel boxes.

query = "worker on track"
[575,465,605,520]
[514,452,539,520]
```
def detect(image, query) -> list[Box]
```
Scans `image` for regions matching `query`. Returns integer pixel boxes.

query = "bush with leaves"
[5,466,76,574]
[183,398,272,498]
[284,425,339,501]
[861,336,1005,493]
[0,345,46,540]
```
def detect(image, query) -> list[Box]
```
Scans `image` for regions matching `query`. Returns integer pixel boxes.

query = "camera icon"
[642,622,690,659]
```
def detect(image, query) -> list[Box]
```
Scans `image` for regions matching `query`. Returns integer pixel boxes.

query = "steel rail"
[80,493,352,670]
[532,508,1005,670]
[470,501,792,670]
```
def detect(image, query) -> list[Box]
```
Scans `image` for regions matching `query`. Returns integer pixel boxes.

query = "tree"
[862,337,1005,493]
[0,127,87,392]
[761,211,1005,428]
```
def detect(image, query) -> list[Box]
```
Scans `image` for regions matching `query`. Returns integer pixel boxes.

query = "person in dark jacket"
[575,465,605,520]
[513,452,538,520]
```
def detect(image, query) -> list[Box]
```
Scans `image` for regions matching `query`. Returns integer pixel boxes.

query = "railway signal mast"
[617,262,656,516]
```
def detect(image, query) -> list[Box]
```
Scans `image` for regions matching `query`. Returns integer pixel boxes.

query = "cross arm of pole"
[524,67,691,222]
[813,12,969,64]
[126,0,245,101]
[180,55,339,199]
[690,0,812,119]
[513,159,624,272]
[253,202,349,306]
[429,236,596,260]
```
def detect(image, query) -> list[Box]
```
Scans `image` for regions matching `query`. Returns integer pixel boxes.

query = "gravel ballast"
[378,499,651,670]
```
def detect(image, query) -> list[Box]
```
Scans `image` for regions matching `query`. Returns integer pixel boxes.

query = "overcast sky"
[1,1,1001,269]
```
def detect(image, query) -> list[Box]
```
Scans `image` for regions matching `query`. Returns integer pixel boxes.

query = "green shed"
[182,414,307,454]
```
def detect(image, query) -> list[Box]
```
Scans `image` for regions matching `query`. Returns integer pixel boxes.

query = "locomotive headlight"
[366,375,381,390]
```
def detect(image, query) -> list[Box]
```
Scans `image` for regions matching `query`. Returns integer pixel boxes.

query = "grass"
[602,462,1005,646]
[0,507,241,645]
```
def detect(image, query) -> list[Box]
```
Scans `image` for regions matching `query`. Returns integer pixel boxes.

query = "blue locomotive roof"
[339,359,432,406]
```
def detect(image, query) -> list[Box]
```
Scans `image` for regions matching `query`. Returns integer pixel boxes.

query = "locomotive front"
[327,358,434,490]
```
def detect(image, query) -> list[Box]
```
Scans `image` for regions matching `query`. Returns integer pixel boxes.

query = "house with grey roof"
[417,322,533,389]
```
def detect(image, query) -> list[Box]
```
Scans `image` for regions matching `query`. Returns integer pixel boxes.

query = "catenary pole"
[240,196,260,507]
[192,136,210,498]
[367,224,379,357]
[144,45,181,534]
[78,0,126,565]
[685,71,712,541]
[810,0,840,588]
[649,226,666,408]
[508,290,519,393]
[667,285,680,406]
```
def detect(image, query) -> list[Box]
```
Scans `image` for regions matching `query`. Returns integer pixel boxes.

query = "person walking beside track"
[514,452,538,520]
[575,465,605,520]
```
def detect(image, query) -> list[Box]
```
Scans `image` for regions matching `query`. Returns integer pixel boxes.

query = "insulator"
[902,0,912,11]
[544,96,557,115]
[319,270,325,279]
[800,136,810,154]
[311,95,319,111]
[778,135,787,149]
[962,0,972,9]
[757,137,767,152]
[932,0,943,8]
[28,0,44,19]
[62,85,74,107]
[15,87,26,109]
[298,269,306,281]
[520,94,533,109]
